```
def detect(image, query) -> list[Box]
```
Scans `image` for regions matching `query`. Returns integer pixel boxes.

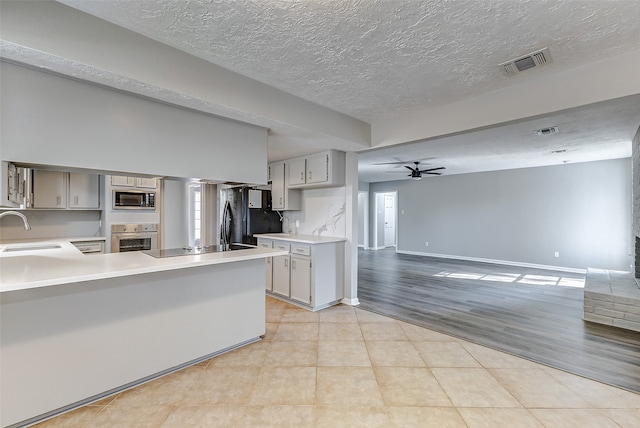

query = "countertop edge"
[254,233,347,244]
[1,243,287,293]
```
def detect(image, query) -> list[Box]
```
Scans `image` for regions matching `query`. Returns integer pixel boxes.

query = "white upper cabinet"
[286,150,345,189]
[33,170,67,209]
[32,171,100,209]
[136,177,157,189]
[269,161,301,211]
[288,158,306,186]
[111,175,134,187]
[69,173,100,209]
[306,152,329,184]
[111,175,157,189]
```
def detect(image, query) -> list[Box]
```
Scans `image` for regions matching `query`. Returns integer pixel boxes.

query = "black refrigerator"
[220,187,282,246]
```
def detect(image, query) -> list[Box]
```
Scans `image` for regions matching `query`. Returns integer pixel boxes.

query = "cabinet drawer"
[291,245,311,256]
[273,242,291,252]
[257,240,273,248]
[71,241,104,254]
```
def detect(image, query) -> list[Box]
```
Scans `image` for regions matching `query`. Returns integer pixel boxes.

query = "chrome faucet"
[276,211,290,233]
[0,211,32,230]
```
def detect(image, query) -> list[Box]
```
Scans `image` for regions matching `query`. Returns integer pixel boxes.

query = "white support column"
[342,151,360,305]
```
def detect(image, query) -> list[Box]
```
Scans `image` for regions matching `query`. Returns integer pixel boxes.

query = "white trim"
[341,297,360,306]
[395,250,587,274]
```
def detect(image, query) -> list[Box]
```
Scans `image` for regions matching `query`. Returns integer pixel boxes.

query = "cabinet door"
[111,175,134,187]
[272,255,291,297]
[288,158,306,185]
[258,239,274,291]
[270,162,285,210]
[33,170,67,208]
[306,153,329,184]
[69,173,100,209]
[290,255,311,305]
[136,177,157,189]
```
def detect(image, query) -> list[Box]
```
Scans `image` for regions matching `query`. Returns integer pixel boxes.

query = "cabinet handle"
[74,195,79,206]
[309,171,312,180]
[292,260,296,269]
[284,259,288,268]
[279,197,283,205]
[300,172,304,180]
[56,195,61,206]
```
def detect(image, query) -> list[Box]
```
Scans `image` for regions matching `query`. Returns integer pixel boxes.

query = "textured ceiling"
[59,0,640,122]
[12,0,640,181]
[358,94,640,182]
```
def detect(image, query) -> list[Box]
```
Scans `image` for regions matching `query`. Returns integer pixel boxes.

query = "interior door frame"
[373,190,398,250]
[358,190,369,249]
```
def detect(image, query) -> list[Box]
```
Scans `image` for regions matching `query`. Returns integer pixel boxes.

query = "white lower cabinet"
[258,240,273,291]
[290,255,311,304]
[272,255,291,297]
[258,236,344,311]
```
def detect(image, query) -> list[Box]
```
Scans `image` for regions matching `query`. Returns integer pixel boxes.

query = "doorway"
[358,191,369,249]
[374,191,397,249]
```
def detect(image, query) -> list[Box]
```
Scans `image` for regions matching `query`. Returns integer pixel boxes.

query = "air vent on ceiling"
[499,47,552,76]
[534,126,559,136]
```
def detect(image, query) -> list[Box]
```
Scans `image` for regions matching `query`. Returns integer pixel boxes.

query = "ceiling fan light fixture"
[411,175,423,181]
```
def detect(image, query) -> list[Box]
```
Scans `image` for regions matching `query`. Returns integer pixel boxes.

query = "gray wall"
[0,61,268,184]
[162,179,189,249]
[0,210,102,241]
[368,158,631,271]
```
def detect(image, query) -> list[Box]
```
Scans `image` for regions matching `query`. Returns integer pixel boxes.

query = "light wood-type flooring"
[358,248,640,394]
[34,295,640,427]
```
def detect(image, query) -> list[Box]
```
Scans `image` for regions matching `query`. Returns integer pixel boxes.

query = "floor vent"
[499,47,552,76]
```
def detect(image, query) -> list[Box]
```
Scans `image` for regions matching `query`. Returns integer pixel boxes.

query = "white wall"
[0,61,269,184]
[369,159,632,271]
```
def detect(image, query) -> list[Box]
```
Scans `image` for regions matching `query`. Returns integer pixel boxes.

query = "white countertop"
[0,239,287,293]
[254,233,347,244]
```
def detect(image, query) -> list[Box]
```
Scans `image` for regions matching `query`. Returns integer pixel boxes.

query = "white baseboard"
[341,297,360,306]
[395,250,587,274]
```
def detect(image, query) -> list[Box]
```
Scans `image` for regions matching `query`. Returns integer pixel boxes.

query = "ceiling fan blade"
[419,167,445,173]
[404,165,415,171]
[374,160,414,165]
[425,172,443,175]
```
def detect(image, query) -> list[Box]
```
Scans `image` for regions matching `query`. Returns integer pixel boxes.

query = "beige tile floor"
[35,296,640,427]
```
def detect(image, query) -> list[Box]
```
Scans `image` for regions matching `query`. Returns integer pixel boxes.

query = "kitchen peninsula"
[0,241,286,427]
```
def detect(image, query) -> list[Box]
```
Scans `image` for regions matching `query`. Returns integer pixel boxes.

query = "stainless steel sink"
[2,244,62,252]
